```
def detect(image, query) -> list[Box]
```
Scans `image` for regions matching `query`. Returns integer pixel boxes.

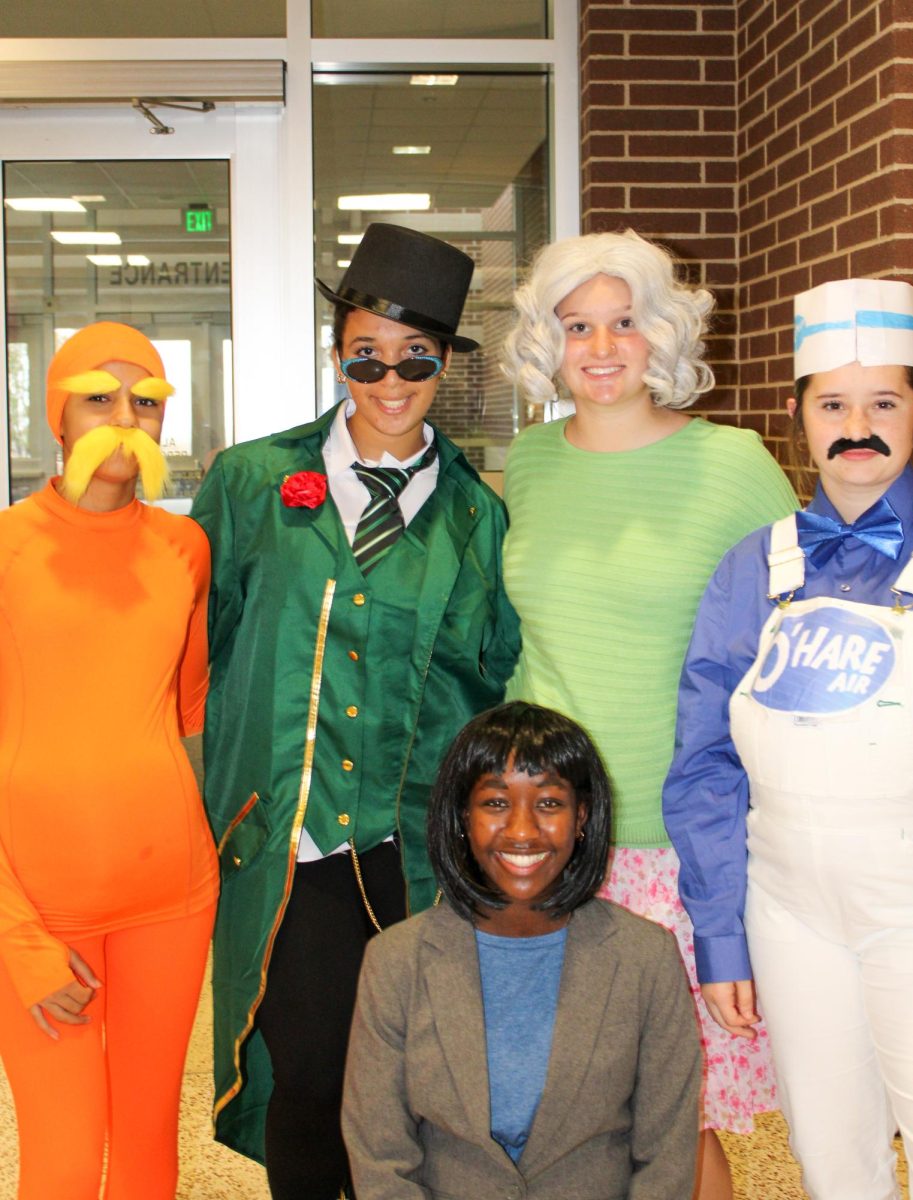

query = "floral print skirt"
[599,845,777,1133]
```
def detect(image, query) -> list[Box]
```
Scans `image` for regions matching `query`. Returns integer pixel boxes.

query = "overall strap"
[767,513,805,599]
[892,552,913,596]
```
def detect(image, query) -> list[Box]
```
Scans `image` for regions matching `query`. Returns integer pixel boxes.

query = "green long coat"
[191,404,520,1163]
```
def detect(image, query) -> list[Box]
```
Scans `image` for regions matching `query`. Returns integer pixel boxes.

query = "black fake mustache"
[827,435,891,459]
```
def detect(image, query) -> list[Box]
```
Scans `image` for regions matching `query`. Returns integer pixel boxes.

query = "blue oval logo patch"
[753,606,895,713]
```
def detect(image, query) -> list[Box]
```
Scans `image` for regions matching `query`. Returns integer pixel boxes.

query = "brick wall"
[580,2,739,414]
[580,0,912,478]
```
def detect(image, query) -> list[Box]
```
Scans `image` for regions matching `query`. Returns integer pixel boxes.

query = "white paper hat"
[793,278,913,378]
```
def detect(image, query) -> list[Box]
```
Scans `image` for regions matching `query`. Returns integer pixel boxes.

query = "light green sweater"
[503,416,797,847]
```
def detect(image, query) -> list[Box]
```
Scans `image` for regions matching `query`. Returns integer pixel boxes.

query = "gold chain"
[349,841,383,933]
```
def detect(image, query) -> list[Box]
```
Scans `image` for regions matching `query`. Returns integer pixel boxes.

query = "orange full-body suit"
[0,479,218,1199]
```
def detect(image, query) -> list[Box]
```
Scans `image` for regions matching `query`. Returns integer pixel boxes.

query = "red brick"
[748,220,778,253]
[776,86,813,132]
[766,6,798,55]
[768,240,799,272]
[893,170,913,201]
[850,241,893,274]
[580,32,626,56]
[704,109,737,131]
[849,103,892,150]
[629,33,734,57]
[835,76,879,127]
[588,57,702,82]
[809,129,848,176]
[778,265,811,298]
[888,203,913,234]
[628,133,734,158]
[706,161,738,183]
[583,210,705,235]
[703,8,736,31]
[776,207,810,243]
[590,8,699,32]
[581,83,626,107]
[705,59,736,83]
[777,26,811,75]
[742,144,766,179]
[594,160,703,184]
[778,145,811,187]
[745,164,777,205]
[799,226,835,260]
[767,123,798,164]
[851,176,890,212]
[583,185,627,208]
[707,211,739,234]
[629,185,734,209]
[800,105,836,146]
[799,39,836,88]
[798,163,835,205]
[836,8,878,60]
[589,108,700,131]
[810,60,849,110]
[836,143,878,189]
[811,190,849,226]
[629,82,732,107]
[582,134,627,158]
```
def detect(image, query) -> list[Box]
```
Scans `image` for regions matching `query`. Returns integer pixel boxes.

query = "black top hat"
[316,223,479,352]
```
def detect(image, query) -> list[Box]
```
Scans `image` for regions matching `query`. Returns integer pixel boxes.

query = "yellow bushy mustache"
[60,425,170,505]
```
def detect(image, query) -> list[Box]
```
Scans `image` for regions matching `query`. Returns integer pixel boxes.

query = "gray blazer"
[342,898,702,1200]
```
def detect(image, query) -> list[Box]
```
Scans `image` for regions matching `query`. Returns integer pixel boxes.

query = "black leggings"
[256,842,407,1200]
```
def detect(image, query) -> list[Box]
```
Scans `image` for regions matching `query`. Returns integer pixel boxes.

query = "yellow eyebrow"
[59,369,121,394]
[131,377,174,401]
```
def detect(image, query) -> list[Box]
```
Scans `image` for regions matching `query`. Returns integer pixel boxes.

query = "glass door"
[4,159,232,507]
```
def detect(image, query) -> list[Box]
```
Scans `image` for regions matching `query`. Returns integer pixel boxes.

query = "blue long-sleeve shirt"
[662,465,913,984]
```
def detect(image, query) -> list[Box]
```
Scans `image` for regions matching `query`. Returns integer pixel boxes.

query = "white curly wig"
[502,229,716,409]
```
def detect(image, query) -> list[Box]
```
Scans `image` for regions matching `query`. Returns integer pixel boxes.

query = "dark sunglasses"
[339,355,445,384]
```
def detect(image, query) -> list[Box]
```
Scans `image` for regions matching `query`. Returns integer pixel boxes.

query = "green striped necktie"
[351,441,438,574]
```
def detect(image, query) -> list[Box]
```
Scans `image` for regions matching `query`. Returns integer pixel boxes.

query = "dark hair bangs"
[427,702,613,924]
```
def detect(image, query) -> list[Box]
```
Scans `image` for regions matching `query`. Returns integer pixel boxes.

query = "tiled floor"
[0,972,909,1200]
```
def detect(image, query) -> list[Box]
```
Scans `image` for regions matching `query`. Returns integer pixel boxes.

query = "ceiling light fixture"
[410,74,458,86]
[5,198,86,213]
[337,233,363,245]
[87,254,123,267]
[337,259,352,269]
[71,195,107,203]
[337,194,430,211]
[127,255,151,266]
[393,145,431,155]
[50,231,122,245]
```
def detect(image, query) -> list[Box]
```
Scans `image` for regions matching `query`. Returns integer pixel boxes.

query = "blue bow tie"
[796,496,904,567]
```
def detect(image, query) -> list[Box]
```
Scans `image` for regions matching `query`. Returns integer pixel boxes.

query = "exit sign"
[185,206,213,233]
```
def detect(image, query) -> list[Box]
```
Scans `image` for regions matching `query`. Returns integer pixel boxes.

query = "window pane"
[1,0,284,37]
[3,160,231,507]
[312,0,547,39]
[313,72,549,472]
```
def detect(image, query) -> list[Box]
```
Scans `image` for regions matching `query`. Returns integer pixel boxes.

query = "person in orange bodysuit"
[0,323,218,1200]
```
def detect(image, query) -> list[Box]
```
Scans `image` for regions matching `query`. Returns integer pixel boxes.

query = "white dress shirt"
[297,399,439,862]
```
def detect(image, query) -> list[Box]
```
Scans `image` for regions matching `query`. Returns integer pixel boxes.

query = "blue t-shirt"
[475,924,568,1163]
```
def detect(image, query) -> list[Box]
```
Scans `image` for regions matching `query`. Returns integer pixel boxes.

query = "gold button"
[342,759,354,771]
[468,506,477,516]
[346,705,358,718]
[338,812,350,826]
[348,649,359,661]
[232,855,242,867]
[353,593,365,606]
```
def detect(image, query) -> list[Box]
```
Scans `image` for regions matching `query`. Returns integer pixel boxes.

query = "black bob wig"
[427,701,613,924]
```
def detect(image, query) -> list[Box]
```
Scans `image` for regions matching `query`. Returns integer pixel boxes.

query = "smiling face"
[464,753,587,937]
[789,361,913,521]
[334,308,451,461]
[59,359,165,485]
[555,274,653,417]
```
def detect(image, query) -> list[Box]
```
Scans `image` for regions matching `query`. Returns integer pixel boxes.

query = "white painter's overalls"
[730,514,913,1200]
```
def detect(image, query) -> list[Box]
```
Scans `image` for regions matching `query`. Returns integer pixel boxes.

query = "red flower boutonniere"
[280,470,327,508]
